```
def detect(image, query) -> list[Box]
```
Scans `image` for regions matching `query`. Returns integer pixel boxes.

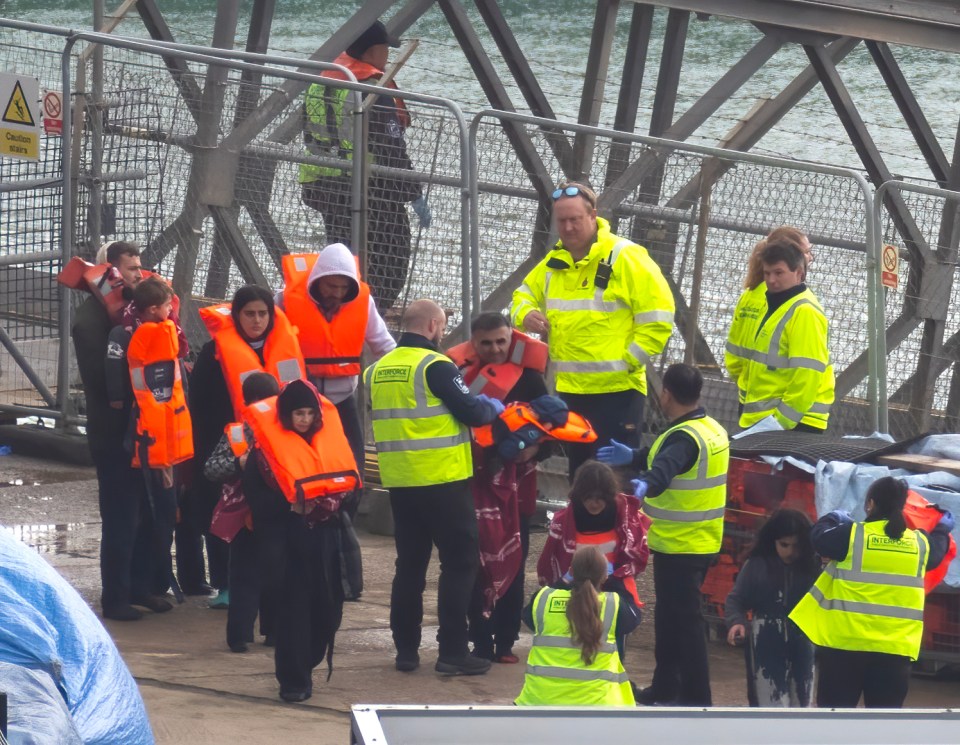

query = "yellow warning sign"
[0,72,40,161]
[2,80,35,126]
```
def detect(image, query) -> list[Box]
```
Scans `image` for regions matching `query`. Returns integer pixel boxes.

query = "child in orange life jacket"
[104,277,183,613]
[203,372,280,653]
[537,461,649,660]
[242,379,358,703]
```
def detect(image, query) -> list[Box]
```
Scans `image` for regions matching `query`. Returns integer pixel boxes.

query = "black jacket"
[633,408,705,497]
[724,555,819,628]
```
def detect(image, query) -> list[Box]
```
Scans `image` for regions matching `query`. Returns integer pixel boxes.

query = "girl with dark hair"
[724,509,819,707]
[790,476,955,708]
[516,546,637,705]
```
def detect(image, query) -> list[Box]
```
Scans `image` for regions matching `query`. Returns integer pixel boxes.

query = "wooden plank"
[875,453,960,477]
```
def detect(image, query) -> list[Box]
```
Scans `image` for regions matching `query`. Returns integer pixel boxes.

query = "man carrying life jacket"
[364,299,503,676]
[275,243,396,518]
[69,241,147,621]
[447,311,548,664]
[299,20,430,313]
[511,181,675,481]
[598,363,729,706]
[104,277,187,617]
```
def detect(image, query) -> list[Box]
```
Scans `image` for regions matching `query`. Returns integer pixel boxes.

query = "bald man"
[365,299,503,676]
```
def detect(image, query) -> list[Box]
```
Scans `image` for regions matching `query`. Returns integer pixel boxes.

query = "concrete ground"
[1,451,959,744]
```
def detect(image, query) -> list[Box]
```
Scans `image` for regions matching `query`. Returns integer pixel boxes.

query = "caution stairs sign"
[0,72,40,160]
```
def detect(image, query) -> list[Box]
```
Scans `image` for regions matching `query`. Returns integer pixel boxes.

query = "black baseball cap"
[347,21,400,57]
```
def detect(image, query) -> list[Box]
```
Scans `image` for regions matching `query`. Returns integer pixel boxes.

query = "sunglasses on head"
[552,185,596,208]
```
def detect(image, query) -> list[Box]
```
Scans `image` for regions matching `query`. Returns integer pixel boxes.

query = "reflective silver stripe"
[743,398,831,419]
[608,239,630,265]
[376,431,471,453]
[657,475,727,491]
[524,665,631,684]
[725,340,749,358]
[293,256,308,273]
[785,356,827,372]
[532,589,617,652]
[468,374,488,394]
[534,587,551,633]
[517,283,535,298]
[531,636,617,653]
[808,401,832,414]
[776,401,804,424]
[634,310,674,325]
[552,359,628,373]
[808,585,924,621]
[600,592,616,639]
[642,502,725,521]
[626,342,651,366]
[227,425,244,443]
[546,298,620,312]
[275,358,302,383]
[370,355,445,420]
[510,339,526,365]
[825,563,924,589]
[742,398,780,414]
[131,368,146,391]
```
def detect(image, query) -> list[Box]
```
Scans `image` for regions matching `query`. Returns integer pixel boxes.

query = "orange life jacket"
[447,330,548,401]
[128,320,194,468]
[199,303,306,418]
[281,253,370,378]
[324,52,410,128]
[473,401,597,448]
[225,422,248,458]
[575,528,643,608]
[57,257,179,324]
[242,394,360,505]
[903,490,957,593]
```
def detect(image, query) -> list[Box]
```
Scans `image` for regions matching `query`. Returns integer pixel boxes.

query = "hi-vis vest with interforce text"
[364,346,472,488]
[243,394,360,505]
[515,587,634,706]
[199,303,306,417]
[789,520,928,660]
[644,415,729,554]
[281,253,370,379]
[446,329,548,401]
[128,320,193,468]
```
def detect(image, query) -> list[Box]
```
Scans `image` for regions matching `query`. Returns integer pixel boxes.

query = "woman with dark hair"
[516,546,637,705]
[790,476,955,708]
[186,285,305,620]
[724,509,819,707]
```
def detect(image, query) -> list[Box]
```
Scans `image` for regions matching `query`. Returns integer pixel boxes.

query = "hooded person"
[276,243,396,518]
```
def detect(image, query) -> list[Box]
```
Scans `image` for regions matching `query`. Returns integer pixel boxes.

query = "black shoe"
[635,685,674,706]
[181,583,214,596]
[132,595,173,613]
[395,651,420,672]
[471,646,495,662]
[435,655,492,676]
[229,642,248,653]
[102,604,143,622]
[279,688,312,703]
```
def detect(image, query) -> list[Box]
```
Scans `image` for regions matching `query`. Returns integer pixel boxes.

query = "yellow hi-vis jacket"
[510,218,674,395]
[728,287,834,430]
[725,283,767,404]
[515,587,635,706]
[364,346,472,488]
[790,520,928,660]
[643,415,729,554]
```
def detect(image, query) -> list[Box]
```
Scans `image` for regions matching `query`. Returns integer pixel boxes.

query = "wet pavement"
[0,451,959,743]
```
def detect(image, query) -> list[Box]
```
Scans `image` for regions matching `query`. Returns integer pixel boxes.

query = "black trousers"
[389,479,480,659]
[275,515,343,695]
[177,480,229,590]
[816,647,911,708]
[138,473,178,598]
[468,515,530,656]
[94,452,150,608]
[650,551,714,706]
[560,389,644,481]
[226,526,259,647]
[335,394,365,520]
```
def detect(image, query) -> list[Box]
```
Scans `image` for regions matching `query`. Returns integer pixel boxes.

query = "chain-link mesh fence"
[875,180,960,440]
[471,112,876,439]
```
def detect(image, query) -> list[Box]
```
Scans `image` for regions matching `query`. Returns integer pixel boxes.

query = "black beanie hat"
[277,379,320,417]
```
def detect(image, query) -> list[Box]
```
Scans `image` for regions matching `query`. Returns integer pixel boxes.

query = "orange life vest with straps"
[324,53,411,128]
[904,490,957,593]
[447,330,548,401]
[199,303,306,418]
[281,253,370,378]
[473,401,597,449]
[127,320,194,468]
[57,257,180,324]
[225,422,249,458]
[242,394,360,505]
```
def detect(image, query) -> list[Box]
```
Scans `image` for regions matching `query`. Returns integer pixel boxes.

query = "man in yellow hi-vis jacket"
[511,182,675,480]
[728,240,834,431]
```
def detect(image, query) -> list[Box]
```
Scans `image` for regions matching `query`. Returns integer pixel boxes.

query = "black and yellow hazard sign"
[0,72,40,161]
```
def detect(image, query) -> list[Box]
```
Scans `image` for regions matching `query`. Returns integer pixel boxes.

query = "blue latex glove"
[411,195,432,229]
[631,479,648,499]
[606,560,614,576]
[596,438,633,467]
[475,393,505,416]
[937,509,955,534]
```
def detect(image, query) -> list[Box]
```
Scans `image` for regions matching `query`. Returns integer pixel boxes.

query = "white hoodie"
[276,243,396,404]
